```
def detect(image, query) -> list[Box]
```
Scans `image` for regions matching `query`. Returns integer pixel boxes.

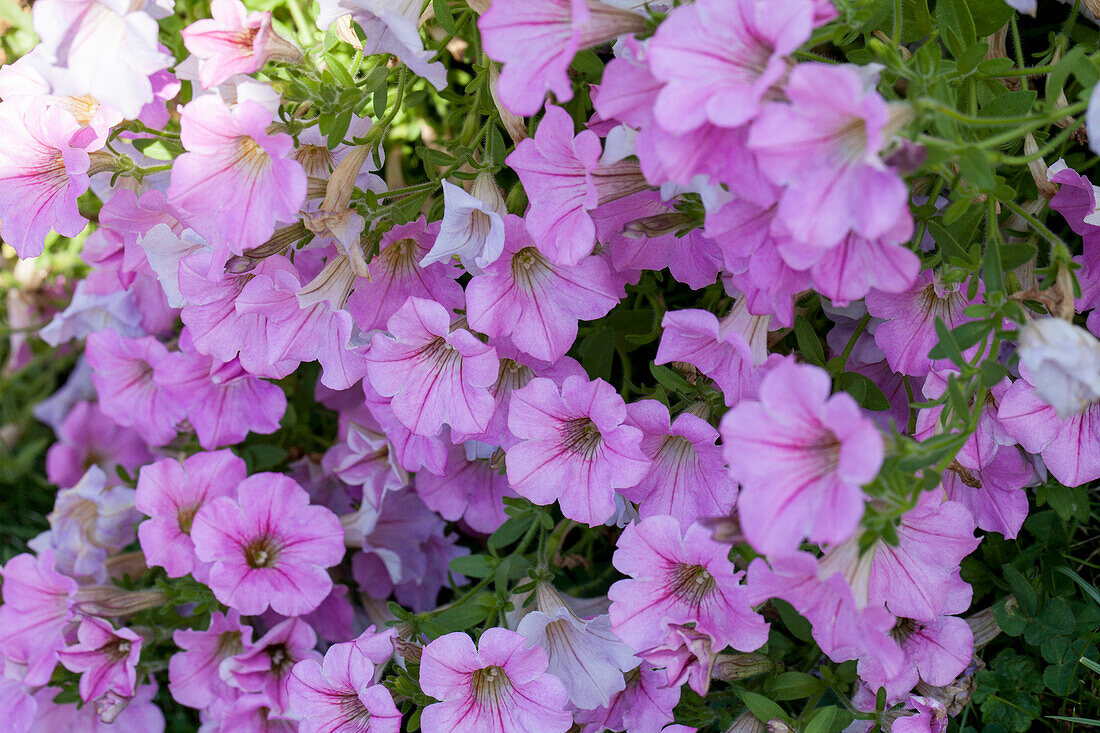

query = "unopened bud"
[712,653,775,681]
[470,170,508,217]
[393,636,423,664]
[466,0,491,12]
[765,720,793,733]
[623,212,694,238]
[73,587,166,617]
[105,551,150,581]
[1026,134,1058,199]
[87,150,125,176]
[489,65,527,143]
[967,605,1001,650]
[224,222,306,273]
[725,711,766,733]
[333,14,363,50]
[323,145,372,212]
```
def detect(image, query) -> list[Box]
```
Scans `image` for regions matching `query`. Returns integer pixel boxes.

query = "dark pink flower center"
[416,336,461,370]
[808,432,841,474]
[337,691,371,724]
[668,562,716,608]
[380,238,421,276]
[215,630,244,659]
[244,534,282,568]
[471,664,512,704]
[267,643,294,675]
[177,503,200,535]
[890,617,922,644]
[559,417,603,457]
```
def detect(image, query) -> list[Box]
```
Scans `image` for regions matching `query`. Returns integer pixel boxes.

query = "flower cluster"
[1,0,1099,730]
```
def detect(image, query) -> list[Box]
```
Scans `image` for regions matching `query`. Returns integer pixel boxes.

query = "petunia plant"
[0,0,1099,731]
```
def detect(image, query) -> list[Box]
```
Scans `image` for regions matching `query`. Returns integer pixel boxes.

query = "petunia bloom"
[721,360,883,555]
[169,610,254,709]
[182,0,301,88]
[221,617,321,715]
[419,627,573,733]
[287,628,402,733]
[0,551,78,686]
[135,450,246,579]
[190,473,346,616]
[45,400,151,490]
[608,516,769,655]
[505,375,651,525]
[648,0,814,132]
[57,617,142,703]
[466,214,621,362]
[366,296,499,439]
[479,0,648,116]
[167,94,307,256]
[420,174,508,275]
[0,98,98,258]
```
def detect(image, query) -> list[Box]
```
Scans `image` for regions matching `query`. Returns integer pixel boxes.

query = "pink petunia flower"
[57,616,142,703]
[641,622,715,696]
[85,329,185,447]
[155,334,288,450]
[608,516,769,654]
[415,442,515,534]
[622,400,738,525]
[135,450,246,579]
[286,627,402,733]
[654,306,767,407]
[169,610,254,709]
[322,417,410,510]
[466,214,621,363]
[479,0,648,116]
[514,583,638,710]
[648,0,814,133]
[721,360,883,554]
[221,617,321,715]
[32,0,172,119]
[748,63,912,250]
[573,664,680,733]
[0,98,98,258]
[0,551,78,686]
[30,681,165,732]
[190,473,346,616]
[182,0,301,88]
[167,94,307,256]
[45,400,152,489]
[419,628,573,733]
[366,296,500,439]
[346,218,464,334]
[505,375,651,525]
[508,105,650,266]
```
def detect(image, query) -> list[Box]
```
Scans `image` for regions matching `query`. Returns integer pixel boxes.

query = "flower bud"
[489,65,528,143]
[73,587,166,617]
[712,653,775,681]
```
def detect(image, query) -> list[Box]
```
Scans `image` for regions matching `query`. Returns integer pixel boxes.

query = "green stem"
[1001,199,1068,251]
[1010,14,1026,71]
[839,313,872,369]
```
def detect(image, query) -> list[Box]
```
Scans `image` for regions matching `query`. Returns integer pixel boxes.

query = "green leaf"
[955,42,989,77]
[978,57,1015,76]
[967,0,1015,35]
[1002,564,1038,616]
[981,90,1038,120]
[739,691,787,725]
[794,315,826,366]
[771,671,824,701]
[774,599,814,643]
[931,317,966,367]
[959,147,996,192]
[935,0,976,58]
[1046,45,1088,106]
[488,514,534,549]
[930,320,992,359]
[432,595,494,632]
[804,706,845,733]
[449,555,494,578]
[993,595,1027,636]
[834,372,891,411]
[1024,597,1075,644]
[432,0,455,34]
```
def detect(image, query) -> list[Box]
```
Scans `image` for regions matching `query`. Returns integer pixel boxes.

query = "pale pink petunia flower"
[414,442,514,534]
[721,360,883,554]
[466,214,621,363]
[135,450,246,579]
[622,399,738,525]
[286,627,402,733]
[168,610,254,709]
[420,174,508,275]
[0,551,78,686]
[366,296,500,439]
[508,105,650,266]
[648,0,814,133]
[182,0,301,88]
[45,400,152,490]
[505,375,651,526]
[479,0,648,116]
[57,616,142,703]
[167,95,307,256]
[85,329,185,447]
[0,98,98,258]
[322,417,410,510]
[32,0,172,119]
[221,617,321,715]
[190,473,346,616]
[748,63,912,250]
[865,272,984,377]
[607,516,769,654]
[419,628,573,733]
[574,664,680,733]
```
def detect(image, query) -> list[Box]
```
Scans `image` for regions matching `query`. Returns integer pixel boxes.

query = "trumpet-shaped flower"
[45,401,151,490]
[167,95,306,255]
[221,617,321,715]
[0,551,78,686]
[505,375,651,525]
[190,473,346,616]
[169,610,254,709]
[466,215,621,362]
[608,516,769,653]
[135,450,246,579]
[182,0,300,88]
[57,617,142,703]
[366,297,499,439]
[721,360,883,554]
[0,98,96,258]
[419,628,573,733]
